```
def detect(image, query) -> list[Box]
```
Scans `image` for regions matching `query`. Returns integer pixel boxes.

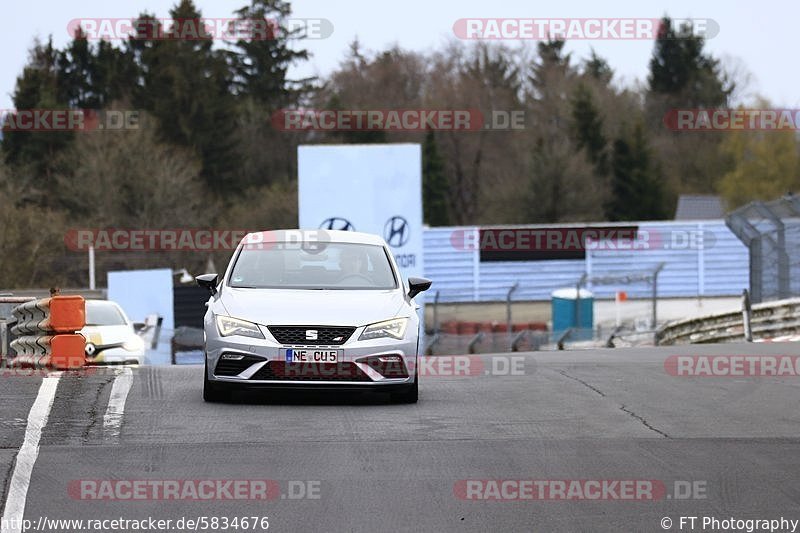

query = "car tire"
[391,362,419,404]
[203,360,229,402]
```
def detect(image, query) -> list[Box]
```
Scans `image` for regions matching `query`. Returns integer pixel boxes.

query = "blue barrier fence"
[423,220,748,302]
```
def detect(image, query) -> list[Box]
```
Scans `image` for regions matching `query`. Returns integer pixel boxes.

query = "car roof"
[241,229,387,247]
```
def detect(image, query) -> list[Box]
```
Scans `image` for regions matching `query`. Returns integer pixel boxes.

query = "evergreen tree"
[56,28,97,108]
[571,83,608,176]
[646,16,733,194]
[465,42,521,98]
[325,93,388,144]
[2,38,74,203]
[648,16,732,108]
[605,123,668,221]
[91,40,139,105]
[422,129,449,226]
[528,39,572,105]
[230,0,312,110]
[131,0,240,194]
[525,39,606,222]
[56,27,139,109]
[584,49,613,85]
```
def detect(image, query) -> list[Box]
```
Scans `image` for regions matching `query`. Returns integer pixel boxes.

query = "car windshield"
[229,242,397,290]
[85,303,127,326]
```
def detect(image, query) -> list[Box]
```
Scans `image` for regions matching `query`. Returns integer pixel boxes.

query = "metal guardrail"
[421,327,651,354]
[511,330,528,352]
[467,333,484,354]
[424,333,441,355]
[605,325,624,348]
[657,293,800,345]
[556,328,574,350]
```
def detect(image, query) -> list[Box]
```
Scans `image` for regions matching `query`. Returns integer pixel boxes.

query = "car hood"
[219,287,408,326]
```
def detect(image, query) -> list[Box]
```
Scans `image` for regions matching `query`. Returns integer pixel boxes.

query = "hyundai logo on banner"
[384,216,410,247]
[319,217,355,231]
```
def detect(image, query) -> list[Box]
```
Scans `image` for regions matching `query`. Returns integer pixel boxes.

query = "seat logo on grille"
[305,329,318,340]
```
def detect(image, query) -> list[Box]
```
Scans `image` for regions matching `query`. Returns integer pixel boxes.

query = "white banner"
[297,144,426,339]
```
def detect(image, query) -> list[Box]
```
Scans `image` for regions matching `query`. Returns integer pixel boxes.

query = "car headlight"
[215,315,265,339]
[359,318,408,341]
[123,336,145,352]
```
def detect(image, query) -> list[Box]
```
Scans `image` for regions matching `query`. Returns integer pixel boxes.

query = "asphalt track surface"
[1,342,799,532]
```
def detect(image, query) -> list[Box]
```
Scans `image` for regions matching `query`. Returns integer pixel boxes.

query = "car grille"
[267,326,356,345]
[249,361,372,382]
[215,354,265,376]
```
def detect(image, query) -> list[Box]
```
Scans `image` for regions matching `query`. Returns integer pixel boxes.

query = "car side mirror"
[408,277,432,299]
[196,273,219,295]
[132,322,146,333]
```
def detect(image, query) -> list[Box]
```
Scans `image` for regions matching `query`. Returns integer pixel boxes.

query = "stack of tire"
[9,296,86,370]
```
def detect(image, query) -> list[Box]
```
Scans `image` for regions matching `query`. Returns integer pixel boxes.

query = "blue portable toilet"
[551,288,594,340]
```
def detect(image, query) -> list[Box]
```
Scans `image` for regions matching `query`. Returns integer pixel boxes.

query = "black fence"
[726,194,800,303]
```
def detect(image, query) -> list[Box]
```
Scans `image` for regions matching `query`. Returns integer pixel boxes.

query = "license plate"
[283,349,340,363]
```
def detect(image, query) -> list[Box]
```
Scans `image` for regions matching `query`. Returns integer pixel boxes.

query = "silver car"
[197,229,431,403]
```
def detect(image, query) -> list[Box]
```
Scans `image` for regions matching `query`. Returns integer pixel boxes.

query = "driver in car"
[340,247,366,273]
[338,247,372,284]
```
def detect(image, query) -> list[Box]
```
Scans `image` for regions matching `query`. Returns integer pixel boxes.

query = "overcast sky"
[2,0,797,110]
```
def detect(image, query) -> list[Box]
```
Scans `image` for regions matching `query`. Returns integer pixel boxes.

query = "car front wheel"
[203,359,229,402]
[391,362,418,403]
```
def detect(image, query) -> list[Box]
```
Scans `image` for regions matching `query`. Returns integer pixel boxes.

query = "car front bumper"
[88,348,144,364]
[205,325,418,388]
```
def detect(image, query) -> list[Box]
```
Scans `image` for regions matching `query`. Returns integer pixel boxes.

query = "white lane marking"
[1,372,61,533]
[103,367,133,438]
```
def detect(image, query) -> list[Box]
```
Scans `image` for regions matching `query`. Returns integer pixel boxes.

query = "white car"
[81,300,146,364]
[198,229,431,403]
